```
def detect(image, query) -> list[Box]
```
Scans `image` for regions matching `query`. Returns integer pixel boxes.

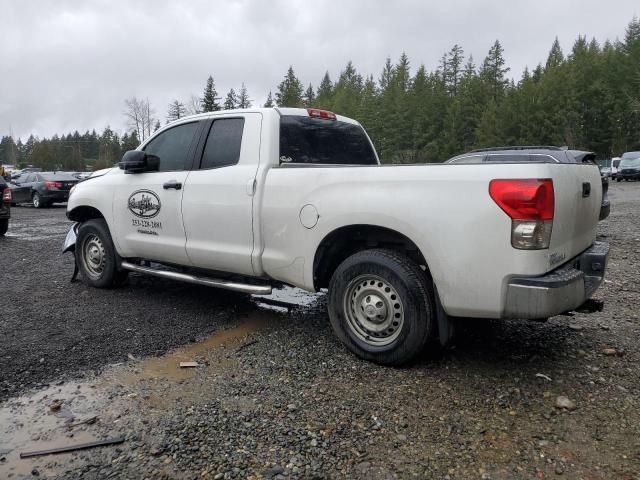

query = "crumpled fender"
[63,223,78,254]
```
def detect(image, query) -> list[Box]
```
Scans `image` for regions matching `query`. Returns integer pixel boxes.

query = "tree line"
[1,16,639,170]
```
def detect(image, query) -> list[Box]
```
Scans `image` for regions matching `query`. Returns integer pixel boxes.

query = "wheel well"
[67,206,105,223]
[313,225,429,289]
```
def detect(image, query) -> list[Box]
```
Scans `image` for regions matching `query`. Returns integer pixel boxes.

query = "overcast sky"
[1,0,638,140]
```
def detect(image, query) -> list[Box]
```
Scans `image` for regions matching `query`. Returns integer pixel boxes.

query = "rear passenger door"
[182,113,262,276]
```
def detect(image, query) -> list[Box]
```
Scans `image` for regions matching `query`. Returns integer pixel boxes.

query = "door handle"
[163,180,182,190]
[582,182,591,198]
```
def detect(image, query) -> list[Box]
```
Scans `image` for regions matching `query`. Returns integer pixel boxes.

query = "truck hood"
[89,167,115,179]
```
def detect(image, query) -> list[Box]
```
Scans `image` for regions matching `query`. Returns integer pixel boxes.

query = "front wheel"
[328,249,435,366]
[0,218,8,236]
[75,219,128,288]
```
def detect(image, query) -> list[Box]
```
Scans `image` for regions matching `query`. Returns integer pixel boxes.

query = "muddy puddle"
[0,381,108,478]
[0,287,322,478]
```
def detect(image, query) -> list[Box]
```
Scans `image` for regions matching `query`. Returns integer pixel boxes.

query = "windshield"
[619,158,640,168]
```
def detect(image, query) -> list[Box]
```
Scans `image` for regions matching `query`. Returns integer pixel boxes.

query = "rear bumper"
[503,241,609,319]
[0,204,9,219]
[42,191,70,202]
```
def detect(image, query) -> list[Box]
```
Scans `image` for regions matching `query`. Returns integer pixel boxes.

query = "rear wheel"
[328,249,435,366]
[0,218,8,236]
[75,219,128,288]
[32,192,46,208]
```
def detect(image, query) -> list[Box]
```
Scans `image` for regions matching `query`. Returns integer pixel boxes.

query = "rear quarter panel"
[260,163,601,318]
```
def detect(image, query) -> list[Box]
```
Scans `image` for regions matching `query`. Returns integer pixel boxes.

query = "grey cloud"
[1,0,638,139]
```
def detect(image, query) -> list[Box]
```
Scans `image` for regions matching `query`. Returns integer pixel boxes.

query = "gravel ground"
[1,184,639,479]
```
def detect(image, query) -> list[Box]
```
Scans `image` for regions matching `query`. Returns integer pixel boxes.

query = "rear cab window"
[279,115,378,165]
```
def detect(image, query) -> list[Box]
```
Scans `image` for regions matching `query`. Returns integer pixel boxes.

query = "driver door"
[112,120,203,266]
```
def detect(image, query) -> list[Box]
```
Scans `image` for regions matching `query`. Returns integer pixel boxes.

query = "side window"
[200,118,245,169]
[25,174,36,182]
[485,154,530,163]
[143,122,199,172]
[449,155,484,164]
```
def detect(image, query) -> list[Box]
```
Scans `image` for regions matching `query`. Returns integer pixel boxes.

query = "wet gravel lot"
[1,184,639,479]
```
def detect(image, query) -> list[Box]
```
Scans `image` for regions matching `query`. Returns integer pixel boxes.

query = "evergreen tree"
[275,66,304,107]
[201,75,220,112]
[263,91,274,107]
[154,120,161,132]
[332,61,363,118]
[0,136,17,166]
[315,72,333,109]
[446,44,465,96]
[223,88,238,110]
[480,40,510,100]
[167,100,186,122]
[121,131,139,152]
[237,83,252,108]
[546,37,565,69]
[358,75,380,143]
[303,83,315,107]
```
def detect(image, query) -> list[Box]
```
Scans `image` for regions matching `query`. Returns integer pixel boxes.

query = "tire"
[328,248,435,366]
[32,192,45,208]
[75,218,128,288]
[0,218,8,236]
[617,178,622,182]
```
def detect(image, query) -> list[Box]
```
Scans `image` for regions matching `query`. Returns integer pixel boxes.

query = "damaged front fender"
[63,223,78,254]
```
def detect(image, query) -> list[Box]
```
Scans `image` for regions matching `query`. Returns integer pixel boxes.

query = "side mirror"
[119,150,160,174]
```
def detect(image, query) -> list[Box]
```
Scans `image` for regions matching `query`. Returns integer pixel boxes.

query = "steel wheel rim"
[343,274,405,347]
[81,234,106,280]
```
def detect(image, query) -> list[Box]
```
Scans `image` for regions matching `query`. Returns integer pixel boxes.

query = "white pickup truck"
[64,107,609,365]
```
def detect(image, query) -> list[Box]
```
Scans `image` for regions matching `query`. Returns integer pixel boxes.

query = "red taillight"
[307,108,337,120]
[489,179,554,220]
[2,188,11,202]
[45,181,63,188]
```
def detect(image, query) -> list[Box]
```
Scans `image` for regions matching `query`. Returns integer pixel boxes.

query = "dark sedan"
[10,172,79,208]
[0,176,10,235]
[616,157,640,182]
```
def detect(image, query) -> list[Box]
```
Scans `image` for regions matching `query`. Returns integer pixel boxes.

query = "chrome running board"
[120,261,272,295]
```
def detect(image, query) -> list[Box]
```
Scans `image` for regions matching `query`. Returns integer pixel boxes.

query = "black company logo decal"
[128,190,161,218]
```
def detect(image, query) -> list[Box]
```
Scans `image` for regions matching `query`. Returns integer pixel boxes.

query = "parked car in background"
[600,166,612,177]
[0,176,10,235]
[617,157,640,181]
[10,172,79,207]
[446,146,610,220]
[610,157,621,179]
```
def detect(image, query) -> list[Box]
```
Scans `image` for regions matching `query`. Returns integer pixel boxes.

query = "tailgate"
[547,163,602,270]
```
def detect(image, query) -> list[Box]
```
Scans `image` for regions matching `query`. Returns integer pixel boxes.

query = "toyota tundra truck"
[63,107,609,365]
